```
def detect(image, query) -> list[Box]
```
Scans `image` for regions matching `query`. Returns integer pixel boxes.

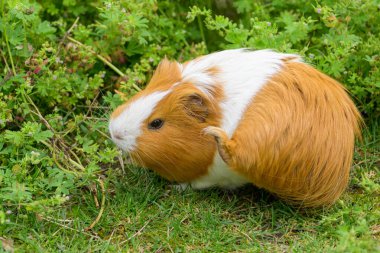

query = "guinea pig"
[109,49,362,207]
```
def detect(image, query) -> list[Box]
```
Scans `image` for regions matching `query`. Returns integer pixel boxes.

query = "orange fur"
[145,58,182,91]
[210,62,362,206]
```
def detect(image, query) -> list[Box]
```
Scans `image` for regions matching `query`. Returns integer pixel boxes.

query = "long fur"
[110,49,362,207]
[220,61,362,206]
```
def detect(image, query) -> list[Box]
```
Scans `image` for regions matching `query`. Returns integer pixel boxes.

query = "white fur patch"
[181,49,301,188]
[190,154,249,189]
[109,90,171,152]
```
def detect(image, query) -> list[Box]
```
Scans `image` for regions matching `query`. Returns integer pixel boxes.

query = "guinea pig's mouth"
[109,131,137,153]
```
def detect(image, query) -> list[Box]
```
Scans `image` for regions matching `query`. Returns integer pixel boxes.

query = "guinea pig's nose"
[112,132,123,140]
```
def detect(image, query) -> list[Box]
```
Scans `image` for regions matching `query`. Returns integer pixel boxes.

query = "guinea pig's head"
[109,59,221,182]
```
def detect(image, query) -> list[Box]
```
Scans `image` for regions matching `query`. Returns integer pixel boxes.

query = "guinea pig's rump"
[227,62,362,207]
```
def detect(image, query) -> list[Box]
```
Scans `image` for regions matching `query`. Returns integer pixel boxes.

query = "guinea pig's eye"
[148,119,164,130]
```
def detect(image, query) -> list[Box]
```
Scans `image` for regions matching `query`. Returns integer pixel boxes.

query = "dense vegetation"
[1,0,379,251]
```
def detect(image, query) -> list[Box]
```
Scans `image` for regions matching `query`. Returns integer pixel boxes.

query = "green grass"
[2,125,379,252]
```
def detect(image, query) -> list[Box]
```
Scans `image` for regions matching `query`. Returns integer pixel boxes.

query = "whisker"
[138,148,178,182]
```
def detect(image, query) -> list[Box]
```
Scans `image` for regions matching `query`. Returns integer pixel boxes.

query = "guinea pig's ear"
[182,92,209,122]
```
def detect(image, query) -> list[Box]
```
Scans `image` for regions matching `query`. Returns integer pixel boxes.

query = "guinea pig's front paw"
[203,126,226,141]
[203,126,232,164]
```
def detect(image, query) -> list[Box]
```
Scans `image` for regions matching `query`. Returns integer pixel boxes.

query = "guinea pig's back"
[229,61,362,207]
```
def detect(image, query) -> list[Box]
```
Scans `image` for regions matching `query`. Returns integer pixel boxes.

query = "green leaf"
[33,130,54,143]
[4,130,24,146]
[36,21,56,35]
[233,0,254,14]
[7,24,25,46]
